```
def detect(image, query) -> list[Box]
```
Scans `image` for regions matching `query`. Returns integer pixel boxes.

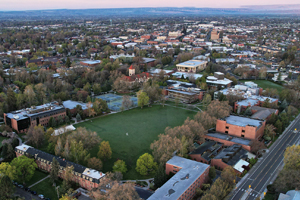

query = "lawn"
[25,169,49,187]
[74,105,195,180]
[239,80,284,92]
[31,178,62,200]
[0,136,7,147]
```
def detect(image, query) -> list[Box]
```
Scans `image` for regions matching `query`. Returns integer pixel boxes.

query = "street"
[229,114,300,200]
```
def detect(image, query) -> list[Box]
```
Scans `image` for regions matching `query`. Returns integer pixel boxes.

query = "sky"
[1,0,300,11]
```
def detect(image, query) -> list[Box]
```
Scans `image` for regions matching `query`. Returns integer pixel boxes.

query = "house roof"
[129,65,134,69]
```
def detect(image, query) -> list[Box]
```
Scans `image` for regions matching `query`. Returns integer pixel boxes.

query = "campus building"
[206,72,232,89]
[176,60,208,73]
[4,102,66,133]
[216,115,266,140]
[210,144,255,175]
[15,144,105,190]
[234,96,278,113]
[148,156,210,200]
[80,60,101,67]
[123,65,152,83]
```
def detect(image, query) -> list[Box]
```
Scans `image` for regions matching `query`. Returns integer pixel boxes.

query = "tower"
[129,65,135,76]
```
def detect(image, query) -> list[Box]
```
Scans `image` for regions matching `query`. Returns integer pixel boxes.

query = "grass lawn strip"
[31,178,62,200]
[0,136,7,147]
[74,105,195,180]
[25,169,49,186]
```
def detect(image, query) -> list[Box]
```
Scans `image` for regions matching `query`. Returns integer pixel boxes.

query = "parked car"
[71,191,81,198]
[13,181,18,186]
[24,187,30,191]
[38,194,45,199]
[31,191,37,195]
[45,198,51,200]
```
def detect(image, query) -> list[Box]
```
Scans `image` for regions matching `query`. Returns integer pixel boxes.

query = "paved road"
[229,114,300,200]
[15,187,39,200]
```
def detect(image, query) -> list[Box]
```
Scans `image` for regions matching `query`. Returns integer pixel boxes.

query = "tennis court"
[96,94,138,111]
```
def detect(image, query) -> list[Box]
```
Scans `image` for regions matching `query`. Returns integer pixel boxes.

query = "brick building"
[4,102,66,133]
[216,115,265,140]
[148,156,210,200]
[189,141,223,164]
[210,144,254,175]
[26,57,61,68]
[122,65,152,83]
[206,72,232,90]
[80,60,101,67]
[15,144,105,190]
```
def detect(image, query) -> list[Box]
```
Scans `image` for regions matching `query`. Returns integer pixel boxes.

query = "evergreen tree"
[50,158,59,184]
[76,113,82,122]
[7,88,17,112]
[65,57,71,68]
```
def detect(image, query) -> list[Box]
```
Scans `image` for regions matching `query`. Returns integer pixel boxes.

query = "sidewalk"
[29,175,50,188]
[121,178,154,190]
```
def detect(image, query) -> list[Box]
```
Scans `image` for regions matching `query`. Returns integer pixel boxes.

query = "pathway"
[29,175,50,188]
[121,178,154,190]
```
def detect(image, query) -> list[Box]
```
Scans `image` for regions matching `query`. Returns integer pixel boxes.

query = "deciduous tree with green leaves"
[0,175,15,200]
[98,141,112,161]
[11,155,37,184]
[136,153,158,175]
[113,160,127,174]
[137,90,149,109]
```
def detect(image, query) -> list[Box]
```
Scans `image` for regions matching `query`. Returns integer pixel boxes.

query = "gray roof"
[189,141,223,162]
[214,144,249,166]
[148,156,209,200]
[279,190,300,200]
[62,100,88,110]
[206,132,251,146]
[225,115,263,128]
[250,106,278,120]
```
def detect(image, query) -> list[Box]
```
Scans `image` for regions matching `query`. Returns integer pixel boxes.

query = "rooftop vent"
[166,189,175,197]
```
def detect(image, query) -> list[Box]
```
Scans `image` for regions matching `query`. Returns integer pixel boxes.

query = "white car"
[38,194,45,199]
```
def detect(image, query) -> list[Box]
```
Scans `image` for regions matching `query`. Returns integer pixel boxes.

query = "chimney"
[100,172,102,176]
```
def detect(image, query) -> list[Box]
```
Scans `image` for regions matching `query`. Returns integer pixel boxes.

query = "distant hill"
[0,6,299,19]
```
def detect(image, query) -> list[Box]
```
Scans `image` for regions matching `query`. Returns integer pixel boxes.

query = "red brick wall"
[211,159,242,175]
[189,154,210,164]
[166,163,182,175]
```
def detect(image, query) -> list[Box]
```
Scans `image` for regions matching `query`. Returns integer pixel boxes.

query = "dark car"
[45,198,51,200]
[31,191,37,195]
[13,181,18,186]
[24,187,31,192]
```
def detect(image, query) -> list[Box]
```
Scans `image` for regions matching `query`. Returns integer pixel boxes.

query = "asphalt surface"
[229,114,300,200]
[15,187,40,200]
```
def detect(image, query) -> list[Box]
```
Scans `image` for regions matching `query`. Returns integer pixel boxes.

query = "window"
[225,131,228,134]
[226,126,229,129]
[241,134,245,138]
[242,130,245,133]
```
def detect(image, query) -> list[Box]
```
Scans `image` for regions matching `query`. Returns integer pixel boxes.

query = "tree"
[24,85,36,106]
[280,99,289,110]
[274,120,283,134]
[136,153,158,175]
[48,117,57,127]
[11,155,37,184]
[113,160,127,174]
[142,81,162,105]
[69,140,90,165]
[250,140,266,155]
[67,127,101,150]
[65,57,71,68]
[88,157,103,171]
[50,158,59,184]
[76,113,81,122]
[221,166,236,184]
[0,162,17,180]
[245,107,252,116]
[137,90,149,108]
[98,141,112,160]
[194,111,217,130]
[209,178,232,199]
[206,100,231,119]
[202,93,211,108]
[0,175,15,200]
[209,166,216,180]
[283,145,300,170]
[201,193,218,200]
[122,95,133,110]
[264,124,276,140]
[154,165,168,188]
[26,125,45,148]
[6,88,17,112]
[45,127,54,141]
[150,134,181,164]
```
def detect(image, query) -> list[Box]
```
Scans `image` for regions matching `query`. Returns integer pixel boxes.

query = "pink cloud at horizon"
[1,0,300,11]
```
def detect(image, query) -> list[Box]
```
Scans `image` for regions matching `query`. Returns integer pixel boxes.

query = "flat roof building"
[176,60,207,73]
[148,156,210,200]
[216,115,265,140]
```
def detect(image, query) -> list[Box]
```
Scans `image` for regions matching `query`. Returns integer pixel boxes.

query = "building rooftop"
[279,190,300,200]
[224,115,263,128]
[250,106,278,120]
[176,60,206,67]
[62,100,88,110]
[189,141,223,162]
[214,144,249,167]
[15,144,105,182]
[148,156,209,200]
[206,131,251,146]
[80,60,101,65]
[6,102,65,121]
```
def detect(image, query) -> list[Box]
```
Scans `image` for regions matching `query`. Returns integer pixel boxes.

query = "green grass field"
[239,80,284,92]
[74,105,195,180]
[31,178,62,200]
[25,169,49,186]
